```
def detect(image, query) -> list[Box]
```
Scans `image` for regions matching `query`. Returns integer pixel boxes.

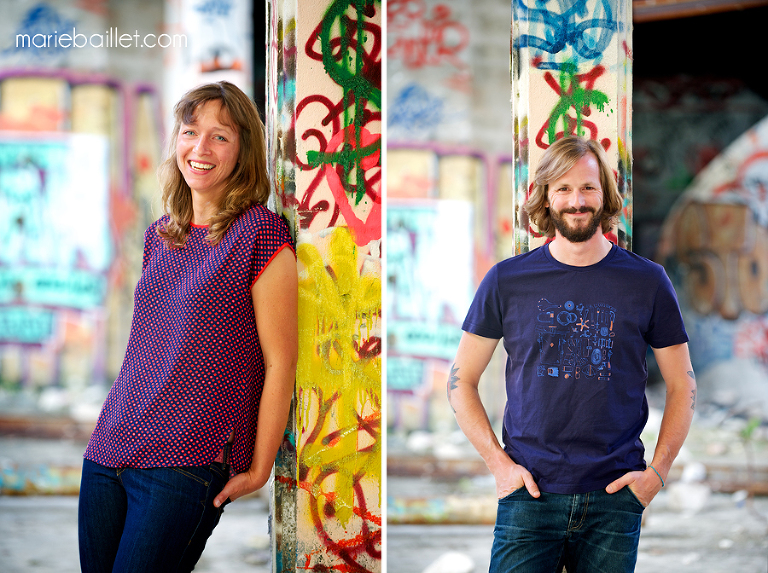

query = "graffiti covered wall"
[387,145,511,431]
[0,0,165,415]
[510,0,633,252]
[632,76,768,258]
[268,1,382,571]
[658,114,768,417]
[387,0,473,144]
[385,0,515,434]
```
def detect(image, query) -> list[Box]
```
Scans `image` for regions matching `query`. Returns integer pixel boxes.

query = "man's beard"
[550,206,603,243]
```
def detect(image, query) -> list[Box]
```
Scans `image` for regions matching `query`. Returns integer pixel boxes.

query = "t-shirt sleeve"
[645,267,689,348]
[462,264,504,340]
[249,209,294,287]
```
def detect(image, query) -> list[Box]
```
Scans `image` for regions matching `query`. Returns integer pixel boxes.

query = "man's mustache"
[559,207,597,214]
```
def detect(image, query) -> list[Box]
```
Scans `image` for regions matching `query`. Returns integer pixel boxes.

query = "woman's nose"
[193,137,209,154]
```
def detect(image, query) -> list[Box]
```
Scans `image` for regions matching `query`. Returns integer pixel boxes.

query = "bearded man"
[448,136,696,572]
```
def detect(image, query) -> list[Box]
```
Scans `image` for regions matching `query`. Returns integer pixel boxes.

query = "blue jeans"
[78,459,230,573]
[489,487,645,573]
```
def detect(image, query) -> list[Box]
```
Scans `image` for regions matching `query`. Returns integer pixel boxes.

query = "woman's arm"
[215,246,298,506]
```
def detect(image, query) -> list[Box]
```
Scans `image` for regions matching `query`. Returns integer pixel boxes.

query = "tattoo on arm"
[447,363,459,412]
[688,371,696,411]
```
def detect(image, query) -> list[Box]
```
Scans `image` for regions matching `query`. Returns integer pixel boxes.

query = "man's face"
[546,153,604,243]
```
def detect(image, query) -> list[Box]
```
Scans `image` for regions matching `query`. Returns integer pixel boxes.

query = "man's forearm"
[649,344,697,482]
[650,373,696,481]
[449,369,510,473]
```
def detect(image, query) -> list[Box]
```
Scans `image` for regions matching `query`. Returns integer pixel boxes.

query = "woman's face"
[176,99,240,201]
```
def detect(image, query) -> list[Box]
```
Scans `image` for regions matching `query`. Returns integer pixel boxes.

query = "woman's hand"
[214,470,268,508]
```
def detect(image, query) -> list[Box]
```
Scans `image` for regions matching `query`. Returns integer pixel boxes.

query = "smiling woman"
[176,99,241,222]
[77,81,297,573]
[157,81,271,247]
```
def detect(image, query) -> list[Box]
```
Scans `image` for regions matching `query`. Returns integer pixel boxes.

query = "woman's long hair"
[523,137,623,237]
[157,81,269,247]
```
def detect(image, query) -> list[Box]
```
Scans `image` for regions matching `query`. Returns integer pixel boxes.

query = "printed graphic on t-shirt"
[535,298,615,381]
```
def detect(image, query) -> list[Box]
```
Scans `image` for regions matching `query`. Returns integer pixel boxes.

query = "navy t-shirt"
[462,243,688,494]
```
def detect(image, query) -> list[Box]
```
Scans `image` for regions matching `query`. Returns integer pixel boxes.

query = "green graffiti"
[541,64,609,146]
[305,0,381,206]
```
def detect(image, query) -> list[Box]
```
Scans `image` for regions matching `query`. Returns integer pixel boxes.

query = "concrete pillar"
[267,1,382,572]
[163,0,252,130]
[510,0,633,253]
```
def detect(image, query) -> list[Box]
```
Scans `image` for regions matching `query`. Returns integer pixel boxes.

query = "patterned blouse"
[85,205,293,473]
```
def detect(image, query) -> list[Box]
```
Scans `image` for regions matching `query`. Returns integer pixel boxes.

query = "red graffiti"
[289,1,382,247]
[735,319,768,366]
[535,64,611,151]
[387,0,469,70]
[297,388,381,572]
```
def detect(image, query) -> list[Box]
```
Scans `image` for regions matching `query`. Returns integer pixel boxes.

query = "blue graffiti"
[513,0,620,68]
[5,3,76,59]
[194,0,233,17]
[389,84,443,132]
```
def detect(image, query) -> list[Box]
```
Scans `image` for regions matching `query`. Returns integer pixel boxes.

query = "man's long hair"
[523,137,623,238]
[157,81,269,247]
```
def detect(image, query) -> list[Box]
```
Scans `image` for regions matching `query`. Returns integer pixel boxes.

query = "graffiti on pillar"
[511,0,632,252]
[292,0,382,248]
[268,1,383,571]
[514,0,618,66]
[535,64,611,150]
[295,227,381,572]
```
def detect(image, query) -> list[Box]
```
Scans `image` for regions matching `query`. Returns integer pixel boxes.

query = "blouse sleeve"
[141,219,163,271]
[249,207,294,287]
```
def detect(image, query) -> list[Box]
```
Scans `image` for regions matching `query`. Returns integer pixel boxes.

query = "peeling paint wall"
[268,1,382,571]
[658,114,768,417]
[511,0,633,252]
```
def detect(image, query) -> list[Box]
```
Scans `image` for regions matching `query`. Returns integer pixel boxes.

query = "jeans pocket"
[209,461,229,481]
[171,466,212,487]
[625,486,648,510]
[497,487,522,502]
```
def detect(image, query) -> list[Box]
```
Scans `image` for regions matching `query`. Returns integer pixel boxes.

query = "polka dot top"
[84,205,293,474]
